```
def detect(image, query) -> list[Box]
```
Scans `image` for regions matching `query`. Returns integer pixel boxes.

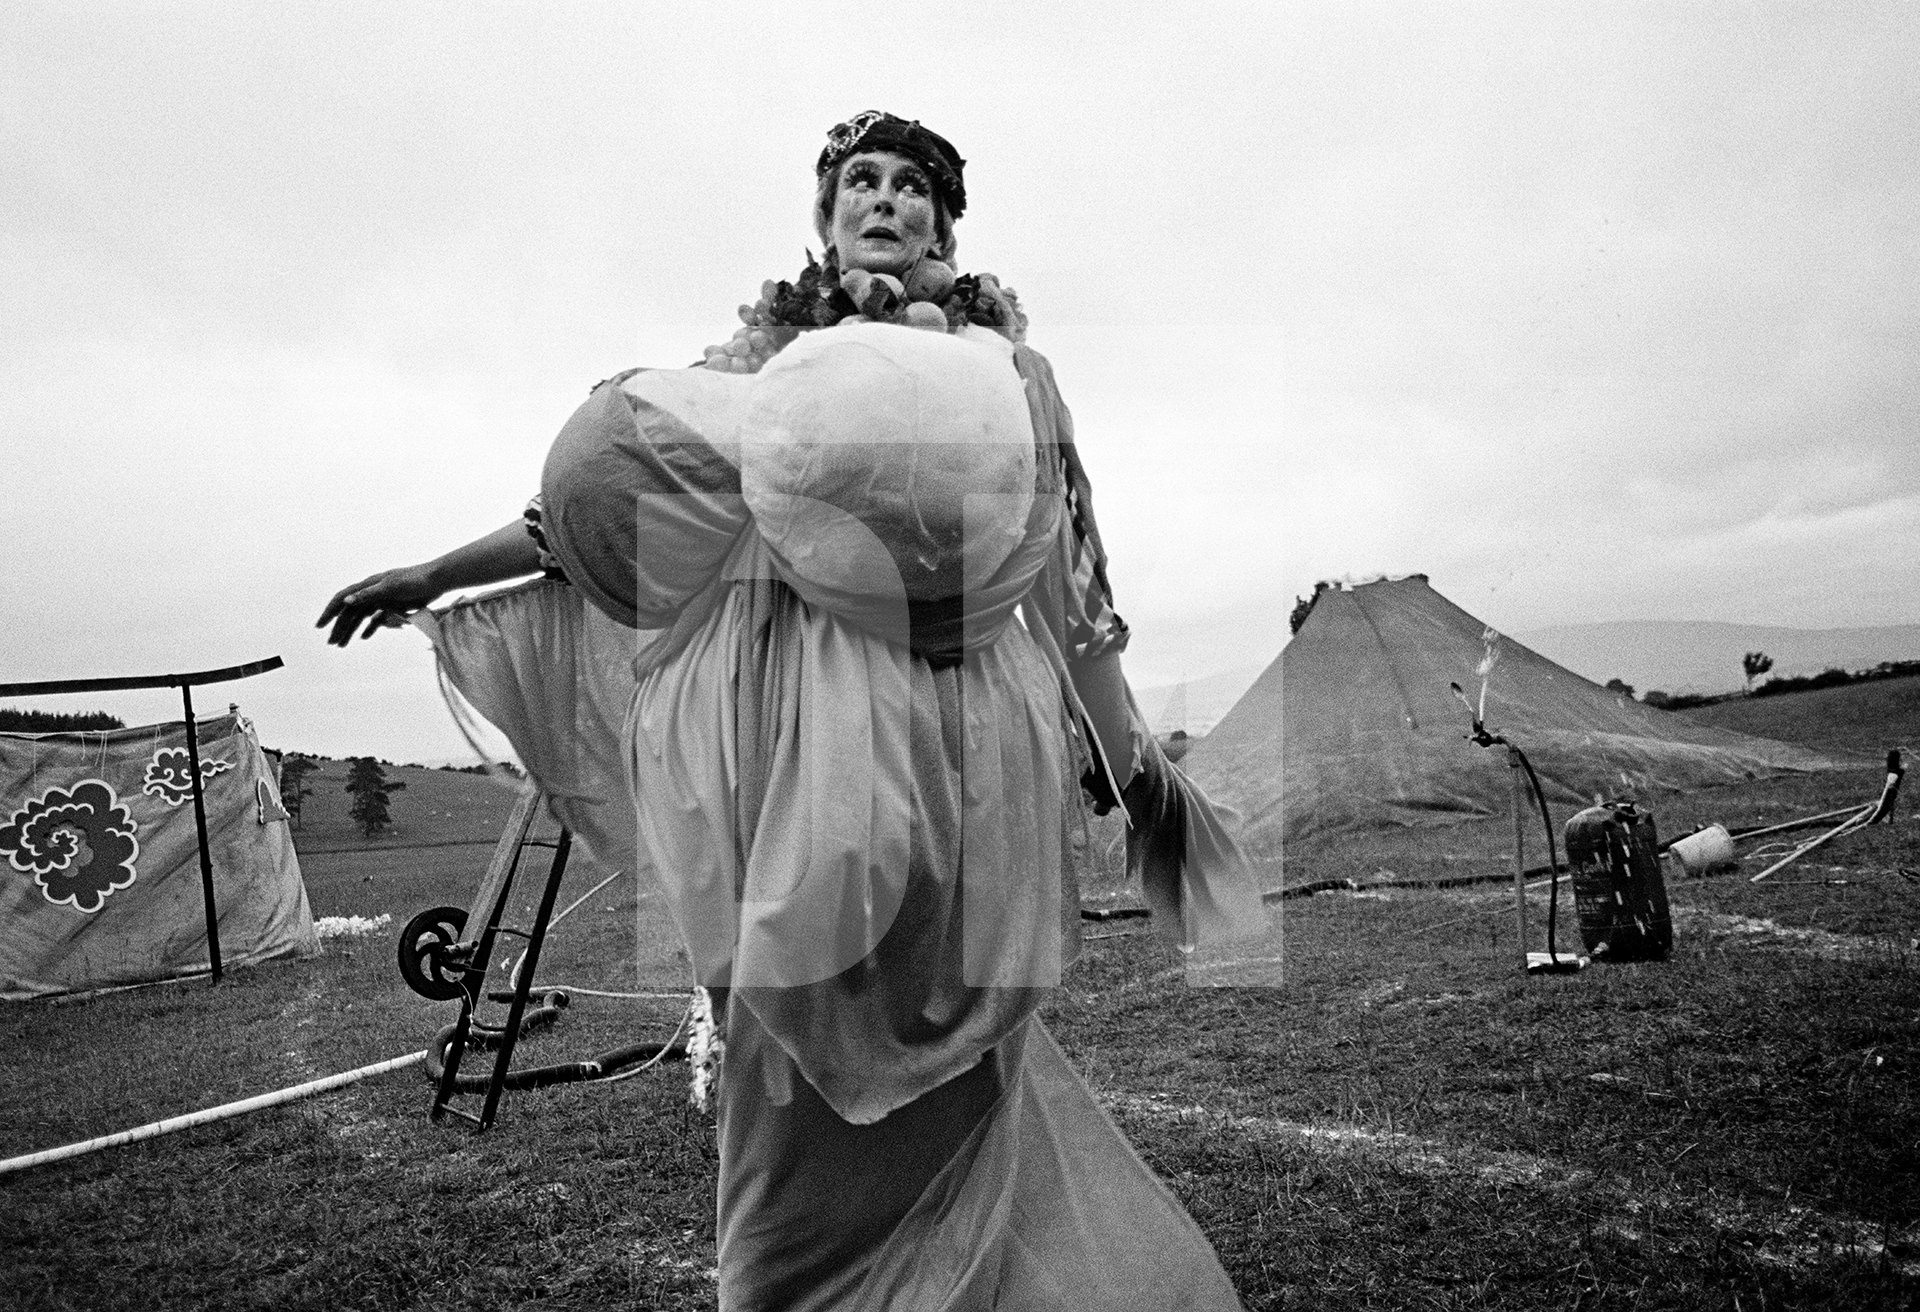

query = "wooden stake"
[180,684,223,985]
[1729,805,1875,843]
[1510,746,1528,964]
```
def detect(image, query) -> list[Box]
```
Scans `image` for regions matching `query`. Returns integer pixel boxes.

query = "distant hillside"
[1682,673,1920,760]
[277,757,528,851]
[1515,620,1920,698]
[1135,663,1265,734]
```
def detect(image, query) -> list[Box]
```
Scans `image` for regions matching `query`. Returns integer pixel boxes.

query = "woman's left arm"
[317,519,542,646]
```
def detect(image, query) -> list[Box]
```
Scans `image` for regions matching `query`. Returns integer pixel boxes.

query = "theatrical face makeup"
[830,151,940,278]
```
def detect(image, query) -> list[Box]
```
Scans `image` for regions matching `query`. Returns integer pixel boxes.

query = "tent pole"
[180,683,224,985]
[1509,745,1528,970]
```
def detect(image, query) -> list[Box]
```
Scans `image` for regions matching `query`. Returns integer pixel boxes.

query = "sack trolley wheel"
[397,905,469,1001]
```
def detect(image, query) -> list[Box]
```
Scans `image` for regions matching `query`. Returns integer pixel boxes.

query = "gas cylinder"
[1563,802,1672,962]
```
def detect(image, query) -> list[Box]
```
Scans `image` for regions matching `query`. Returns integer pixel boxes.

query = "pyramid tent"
[1182,576,1849,849]
[0,712,318,999]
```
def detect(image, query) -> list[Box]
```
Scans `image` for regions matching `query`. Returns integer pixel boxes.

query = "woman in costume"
[321,111,1261,1311]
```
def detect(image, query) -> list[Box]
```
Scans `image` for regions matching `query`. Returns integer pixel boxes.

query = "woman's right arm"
[316,518,542,646]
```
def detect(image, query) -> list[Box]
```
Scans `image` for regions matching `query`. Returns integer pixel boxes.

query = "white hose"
[0,1050,425,1178]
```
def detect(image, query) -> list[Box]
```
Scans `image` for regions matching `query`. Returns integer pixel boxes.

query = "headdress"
[816,111,967,219]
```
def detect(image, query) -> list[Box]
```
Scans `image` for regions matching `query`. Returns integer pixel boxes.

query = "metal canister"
[1564,802,1673,962]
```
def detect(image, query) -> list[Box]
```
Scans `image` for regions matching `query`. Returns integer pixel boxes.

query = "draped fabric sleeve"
[1012,345,1267,951]
[523,369,658,585]
[539,368,754,633]
[422,364,759,916]
[412,578,640,883]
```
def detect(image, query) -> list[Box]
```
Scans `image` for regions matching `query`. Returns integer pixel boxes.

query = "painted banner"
[0,713,318,998]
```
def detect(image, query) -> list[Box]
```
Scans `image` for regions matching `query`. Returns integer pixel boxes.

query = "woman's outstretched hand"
[318,519,545,647]
[317,566,440,647]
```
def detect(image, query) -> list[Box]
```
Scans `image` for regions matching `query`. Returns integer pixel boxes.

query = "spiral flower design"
[0,779,141,913]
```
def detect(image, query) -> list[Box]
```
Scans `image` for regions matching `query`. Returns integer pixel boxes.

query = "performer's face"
[830,151,940,278]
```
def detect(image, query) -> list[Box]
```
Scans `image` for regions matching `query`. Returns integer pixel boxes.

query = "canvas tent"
[0,713,317,999]
[1183,576,1848,849]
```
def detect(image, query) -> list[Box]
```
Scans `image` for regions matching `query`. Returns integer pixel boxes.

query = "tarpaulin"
[0,714,318,998]
[1186,575,1852,849]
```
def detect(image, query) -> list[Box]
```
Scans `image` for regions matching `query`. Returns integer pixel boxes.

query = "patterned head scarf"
[816,111,967,219]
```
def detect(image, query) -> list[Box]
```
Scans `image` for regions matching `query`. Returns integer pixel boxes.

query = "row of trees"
[0,708,126,732]
[276,755,405,837]
[1608,652,1774,704]
[1603,651,1770,710]
[1618,650,1920,709]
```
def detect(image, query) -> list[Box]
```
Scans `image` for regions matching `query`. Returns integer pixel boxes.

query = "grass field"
[2,683,1916,1309]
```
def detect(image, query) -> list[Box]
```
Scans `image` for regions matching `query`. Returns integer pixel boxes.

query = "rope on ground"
[550,868,627,928]
[0,1050,426,1179]
[594,998,695,1084]
[501,866,692,1001]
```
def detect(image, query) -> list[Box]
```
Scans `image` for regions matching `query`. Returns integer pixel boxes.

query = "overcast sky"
[3,2,1915,762]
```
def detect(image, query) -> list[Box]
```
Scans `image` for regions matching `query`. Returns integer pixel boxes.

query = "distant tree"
[1742,651,1774,692]
[1642,690,1672,709]
[344,756,406,838]
[279,755,319,829]
[1604,678,1635,699]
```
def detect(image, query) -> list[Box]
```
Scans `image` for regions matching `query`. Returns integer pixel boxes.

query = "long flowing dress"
[420,323,1264,1310]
